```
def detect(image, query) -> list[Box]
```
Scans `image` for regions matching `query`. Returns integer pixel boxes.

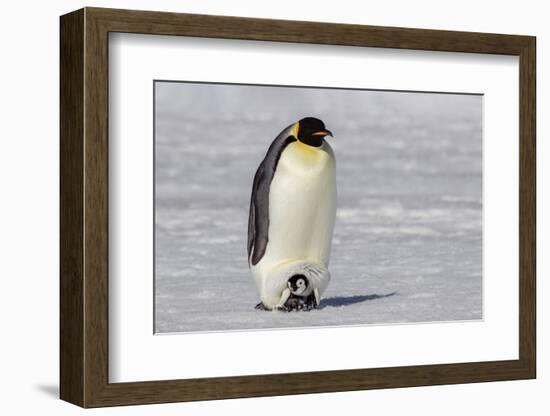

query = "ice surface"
[154,82,482,333]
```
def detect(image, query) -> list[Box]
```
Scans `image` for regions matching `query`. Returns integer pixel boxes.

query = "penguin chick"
[275,274,320,311]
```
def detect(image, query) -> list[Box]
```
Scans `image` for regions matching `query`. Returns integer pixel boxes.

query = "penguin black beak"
[312,129,333,138]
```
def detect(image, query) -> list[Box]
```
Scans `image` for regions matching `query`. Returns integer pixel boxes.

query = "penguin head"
[287,274,309,296]
[297,117,333,148]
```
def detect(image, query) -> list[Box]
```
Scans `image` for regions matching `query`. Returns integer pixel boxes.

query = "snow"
[154,82,482,333]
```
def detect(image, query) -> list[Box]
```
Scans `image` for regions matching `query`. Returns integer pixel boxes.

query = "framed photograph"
[60,7,536,408]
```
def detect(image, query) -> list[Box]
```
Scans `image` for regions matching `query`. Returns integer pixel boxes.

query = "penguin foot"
[270,298,302,312]
[254,302,270,311]
[300,293,319,311]
[301,302,316,312]
[280,295,318,312]
[284,296,305,311]
[255,297,319,312]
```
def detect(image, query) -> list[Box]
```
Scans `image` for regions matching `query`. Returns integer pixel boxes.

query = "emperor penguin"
[247,117,336,311]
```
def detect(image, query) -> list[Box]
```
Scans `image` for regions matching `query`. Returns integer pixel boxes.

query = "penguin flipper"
[247,124,296,265]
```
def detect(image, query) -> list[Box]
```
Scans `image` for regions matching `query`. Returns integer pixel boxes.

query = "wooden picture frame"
[60,7,536,408]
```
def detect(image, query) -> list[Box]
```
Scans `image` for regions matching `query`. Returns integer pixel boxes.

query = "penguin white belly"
[251,141,336,307]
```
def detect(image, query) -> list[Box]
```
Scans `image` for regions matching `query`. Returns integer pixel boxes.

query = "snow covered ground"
[154,82,482,333]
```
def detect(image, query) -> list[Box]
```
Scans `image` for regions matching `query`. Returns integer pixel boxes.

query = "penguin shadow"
[320,292,396,308]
